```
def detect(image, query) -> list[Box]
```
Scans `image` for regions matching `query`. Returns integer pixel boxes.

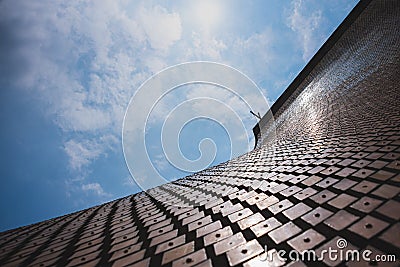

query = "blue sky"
[0,0,358,231]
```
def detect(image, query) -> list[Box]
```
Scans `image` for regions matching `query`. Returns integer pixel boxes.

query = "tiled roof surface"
[1,0,399,266]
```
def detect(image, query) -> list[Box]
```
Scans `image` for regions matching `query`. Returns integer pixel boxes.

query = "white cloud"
[138,5,182,51]
[226,28,282,101]
[2,0,334,202]
[3,1,274,183]
[81,183,111,197]
[64,139,103,170]
[63,134,119,171]
[185,31,227,60]
[233,30,273,66]
[287,0,323,61]
[1,1,185,192]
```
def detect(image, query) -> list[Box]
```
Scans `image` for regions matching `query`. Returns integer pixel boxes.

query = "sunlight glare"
[193,1,222,31]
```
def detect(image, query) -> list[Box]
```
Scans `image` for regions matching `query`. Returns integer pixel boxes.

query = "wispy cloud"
[1,0,342,203]
[138,5,182,51]
[184,31,227,60]
[63,135,118,171]
[0,0,185,199]
[287,0,323,62]
[81,183,111,197]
